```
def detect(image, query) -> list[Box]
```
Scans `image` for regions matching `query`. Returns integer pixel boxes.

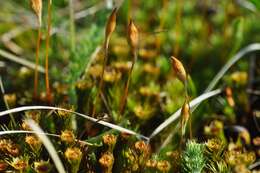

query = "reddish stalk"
[119,19,138,115]
[119,51,137,115]
[33,24,41,99]
[92,40,110,116]
[45,0,52,103]
[92,8,117,116]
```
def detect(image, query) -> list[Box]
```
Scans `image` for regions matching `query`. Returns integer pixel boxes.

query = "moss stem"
[45,0,52,103]
[33,23,41,99]
[119,50,137,115]
[92,38,110,116]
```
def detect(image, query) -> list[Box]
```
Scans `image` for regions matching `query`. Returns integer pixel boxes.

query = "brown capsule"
[225,87,235,107]
[30,0,42,26]
[105,8,117,41]
[181,100,190,124]
[127,19,139,52]
[170,56,187,85]
[180,100,190,136]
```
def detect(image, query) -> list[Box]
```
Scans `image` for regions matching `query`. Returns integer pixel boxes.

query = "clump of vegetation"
[181,140,206,173]
[0,0,260,172]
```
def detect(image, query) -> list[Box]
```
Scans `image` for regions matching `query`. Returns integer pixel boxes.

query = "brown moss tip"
[60,130,75,144]
[156,160,171,172]
[0,139,20,156]
[206,138,223,152]
[170,56,187,84]
[105,7,117,40]
[102,134,117,149]
[134,140,150,154]
[30,0,42,26]
[225,87,235,107]
[181,100,190,124]
[11,158,29,171]
[65,147,82,163]
[127,19,139,52]
[25,135,42,151]
[99,152,114,172]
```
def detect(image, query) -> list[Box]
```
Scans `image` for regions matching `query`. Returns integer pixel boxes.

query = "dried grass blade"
[205,43,260,92]
[0,49,45,73]
[25,119,66,173]
[0,106,149,141]
[149,89,222,139]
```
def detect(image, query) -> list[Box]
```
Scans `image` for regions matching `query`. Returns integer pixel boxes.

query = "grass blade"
[0,130,59,137]
[25,119,66,173]
[0,49,45,73]
[149,89,222,139]
[0,106,149,141]
[205,43,260,92]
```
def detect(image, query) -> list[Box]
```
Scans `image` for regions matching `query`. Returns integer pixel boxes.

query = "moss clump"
[181,140,206,173]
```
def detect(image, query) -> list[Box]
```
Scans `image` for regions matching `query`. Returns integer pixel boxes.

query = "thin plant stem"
[0,76,16,126]
[188,99,192,139]
[69,0,76,52]
[33,24,41,99]
[0,49,45,73]
[45,0,52,103]
[119,50,137,115]
[92,38,110,116]
[189,118,192,139]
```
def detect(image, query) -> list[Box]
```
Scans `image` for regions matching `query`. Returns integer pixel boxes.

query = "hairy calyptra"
[127,19,139,54]
[170,56,187,85]
[105,8,117,47]
[181,100,190,136]
[31,0,42,26]
[225,87,235,107]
